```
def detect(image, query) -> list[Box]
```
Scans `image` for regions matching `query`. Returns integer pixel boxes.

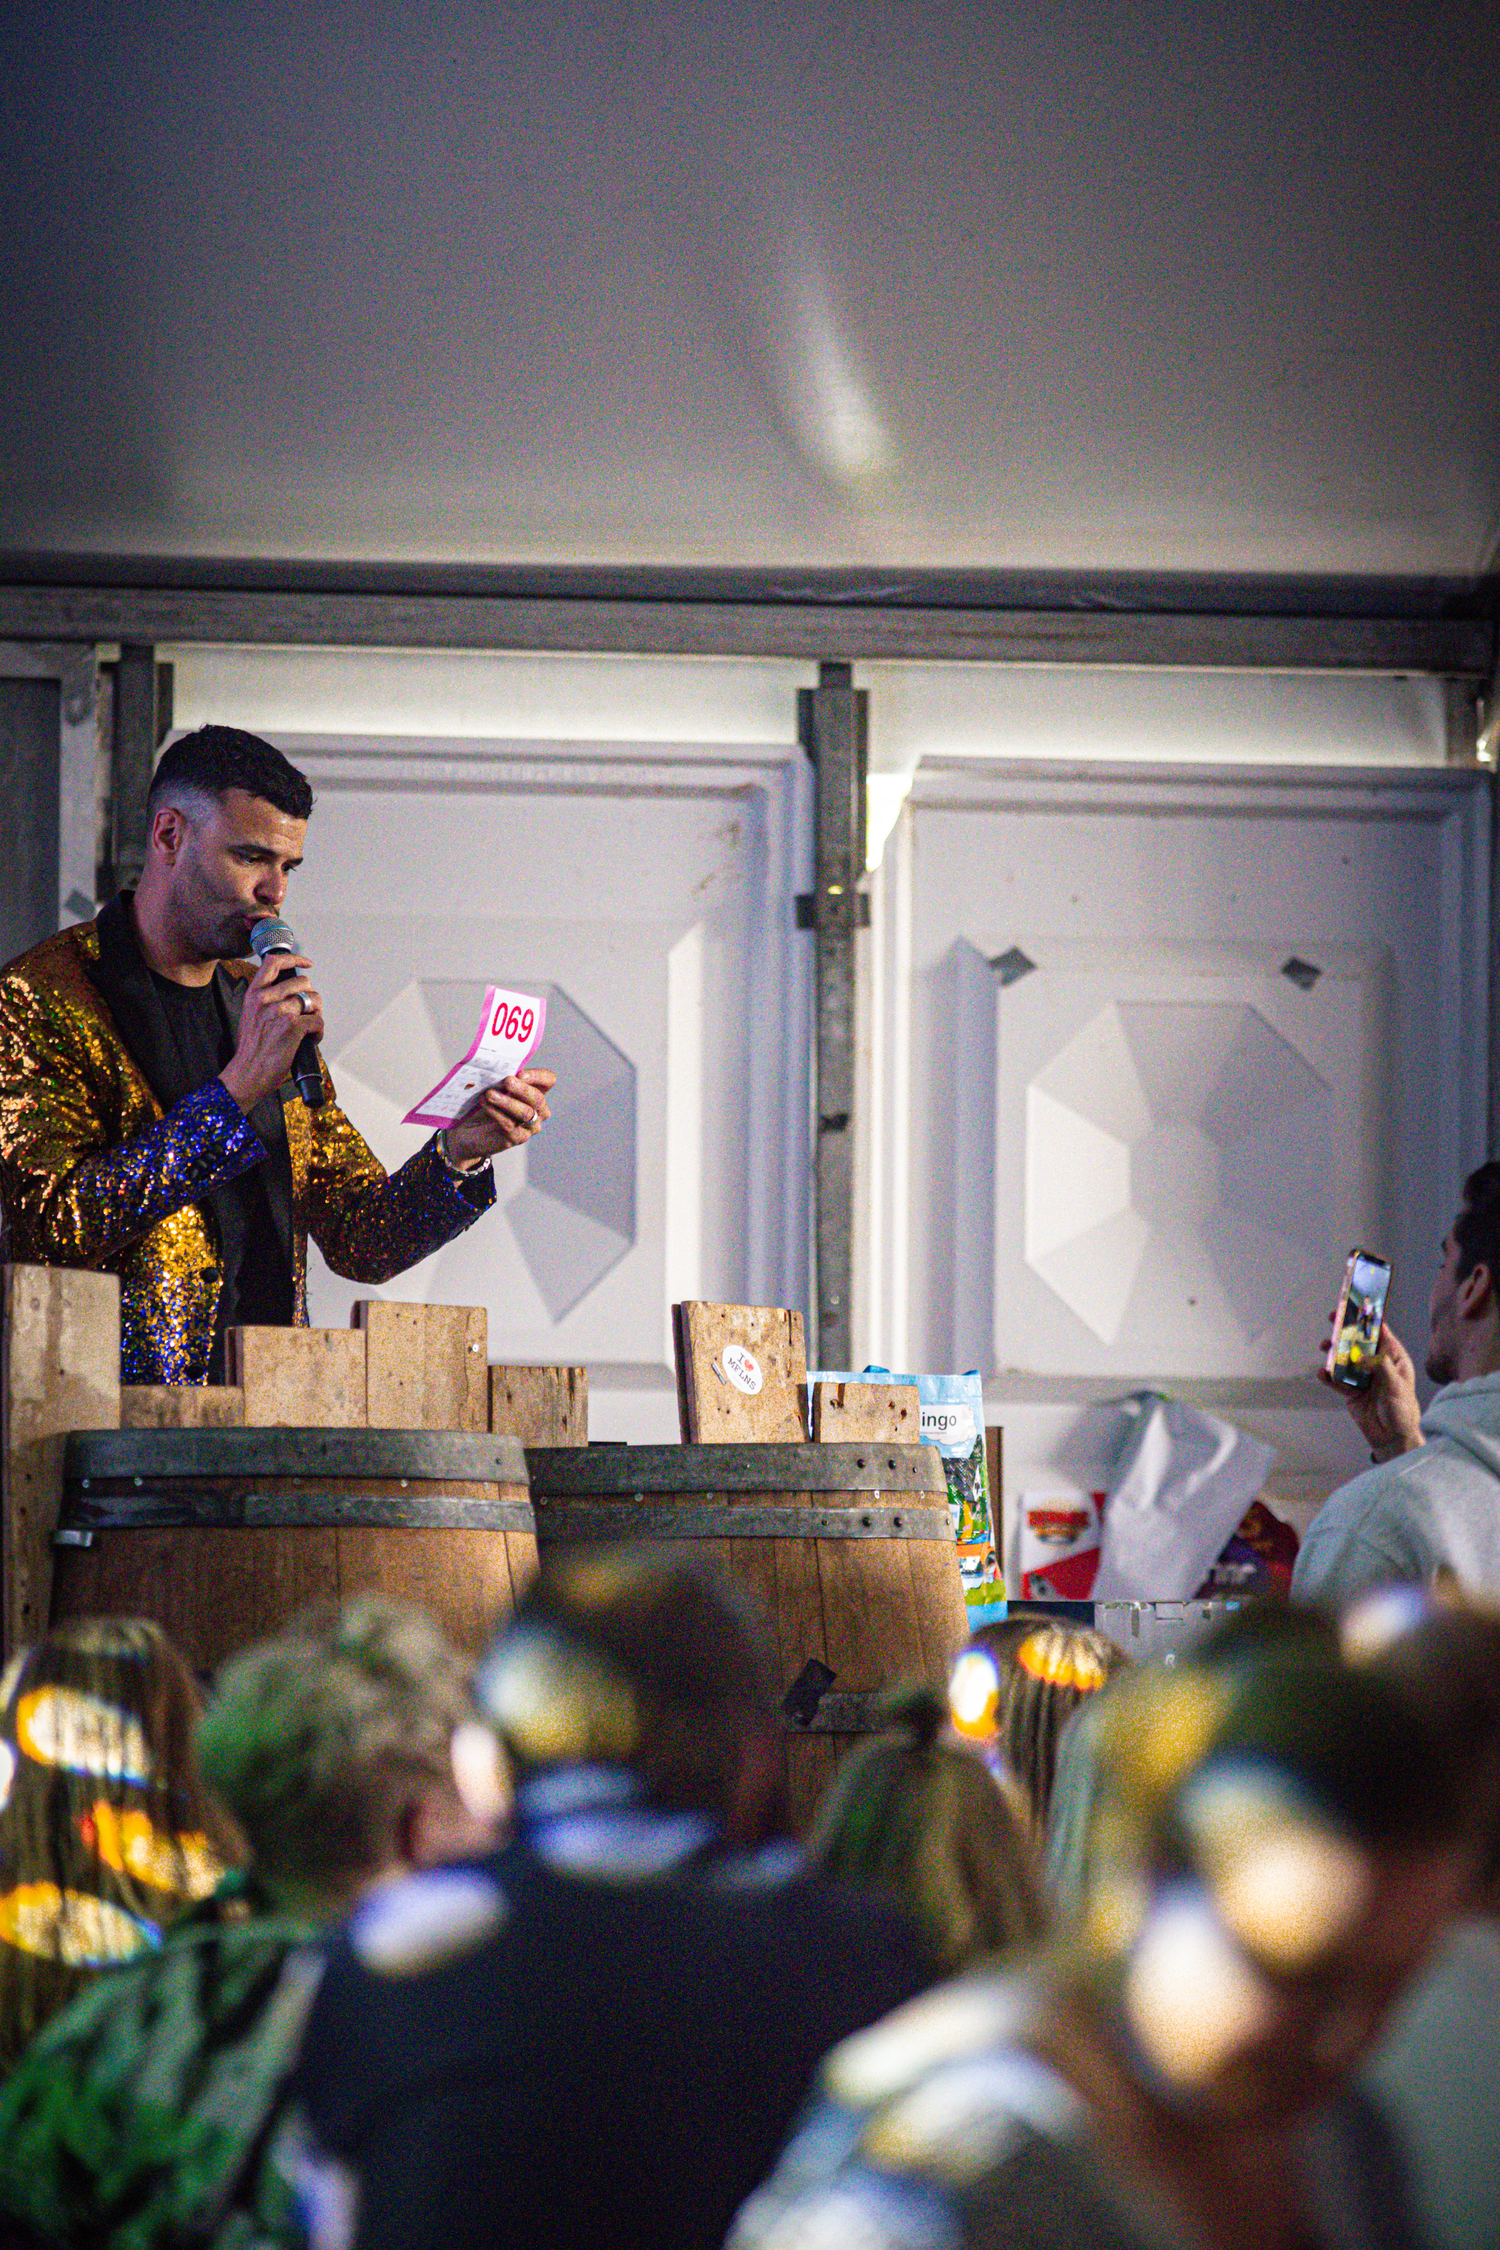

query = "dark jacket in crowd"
[293,1832,936,2250]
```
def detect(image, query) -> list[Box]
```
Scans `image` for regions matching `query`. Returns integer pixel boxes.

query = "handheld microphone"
[249,917,326,1109]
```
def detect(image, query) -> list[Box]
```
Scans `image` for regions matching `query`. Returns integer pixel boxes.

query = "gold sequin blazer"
[0,899,495,1382]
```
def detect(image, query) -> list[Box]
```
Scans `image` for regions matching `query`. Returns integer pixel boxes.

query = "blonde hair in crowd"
[974,1619,1128,1830]
[807,1689,1048,1972]
[0,1617,236,2070]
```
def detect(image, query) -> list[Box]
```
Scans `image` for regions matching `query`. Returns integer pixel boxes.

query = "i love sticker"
[720,1344,763,1395]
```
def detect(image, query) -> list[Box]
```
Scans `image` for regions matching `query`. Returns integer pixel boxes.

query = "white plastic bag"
[1090,1392,1275,1604]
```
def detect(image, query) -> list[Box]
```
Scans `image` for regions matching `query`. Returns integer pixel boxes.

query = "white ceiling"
[4,0,1498,579]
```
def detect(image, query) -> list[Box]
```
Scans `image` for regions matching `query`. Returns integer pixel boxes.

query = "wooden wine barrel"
[525,1440,967,1831]
[53,1427,536,1670]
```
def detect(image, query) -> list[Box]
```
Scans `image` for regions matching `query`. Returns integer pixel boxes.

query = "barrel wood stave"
[51,1427,533,1669]
[525,1444,967,1834]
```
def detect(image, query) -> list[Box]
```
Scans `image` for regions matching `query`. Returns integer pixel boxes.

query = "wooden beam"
[109,643,159,893]
[0,578,1492,674]
[802,664,867,1370]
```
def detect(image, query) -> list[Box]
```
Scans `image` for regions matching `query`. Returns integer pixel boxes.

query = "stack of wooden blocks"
[672,1296,1001,1537]
[1,1264,586,1657]
[673,1299,923,1445]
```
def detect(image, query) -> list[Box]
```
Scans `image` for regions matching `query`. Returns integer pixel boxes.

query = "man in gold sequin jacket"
[0,727,555,1384]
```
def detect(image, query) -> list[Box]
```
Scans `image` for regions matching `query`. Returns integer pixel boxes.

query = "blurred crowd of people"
[0,1555,1494,2250]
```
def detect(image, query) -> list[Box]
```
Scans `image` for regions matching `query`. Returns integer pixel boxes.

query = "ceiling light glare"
[770,252,894,491]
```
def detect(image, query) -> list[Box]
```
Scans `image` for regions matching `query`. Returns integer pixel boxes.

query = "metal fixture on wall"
[797,661,869,1370]
[0,640,106,950]
[105,645,173,894]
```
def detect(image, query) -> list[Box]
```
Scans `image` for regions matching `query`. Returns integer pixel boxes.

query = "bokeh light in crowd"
[1340,1585,1436,1661]
[449,1722,510,1824]
[1124,1884,1276,2088]
[479,1627,640,1766]
[946,1649,1001,1741]
[1014,1630,1109,1695]
[1179,1767,1370,1970]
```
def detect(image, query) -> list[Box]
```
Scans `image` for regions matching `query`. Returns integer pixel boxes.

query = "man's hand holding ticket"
[404,986,555,1166]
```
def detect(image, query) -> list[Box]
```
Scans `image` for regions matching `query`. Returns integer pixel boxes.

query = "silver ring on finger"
[298,993,312,1016]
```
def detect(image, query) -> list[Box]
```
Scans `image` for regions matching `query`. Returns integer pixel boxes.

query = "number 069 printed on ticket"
[402,986,548,1129]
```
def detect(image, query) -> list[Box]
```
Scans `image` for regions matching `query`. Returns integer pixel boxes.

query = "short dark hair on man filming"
[1453,1160,1500,1286]
[147,726,314,823]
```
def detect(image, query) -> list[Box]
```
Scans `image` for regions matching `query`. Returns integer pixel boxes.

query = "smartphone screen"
[1325,1249,1393,1390]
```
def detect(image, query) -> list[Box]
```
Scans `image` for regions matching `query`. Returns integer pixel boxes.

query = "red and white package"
[1017,1490,1105,1601]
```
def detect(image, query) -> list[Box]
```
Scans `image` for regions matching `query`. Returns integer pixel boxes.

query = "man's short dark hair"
[1453,1160,1500,1284]
[147,726,314,823]
[478,1551,776,1825]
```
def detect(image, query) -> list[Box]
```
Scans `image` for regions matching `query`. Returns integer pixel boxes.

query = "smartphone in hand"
[1325,1249,1393,1390]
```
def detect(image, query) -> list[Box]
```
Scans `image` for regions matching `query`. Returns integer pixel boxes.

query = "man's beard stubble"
[182,881,257,965]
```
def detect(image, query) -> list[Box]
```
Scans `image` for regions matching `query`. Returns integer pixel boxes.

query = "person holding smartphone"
[1293,1162,1500,1606]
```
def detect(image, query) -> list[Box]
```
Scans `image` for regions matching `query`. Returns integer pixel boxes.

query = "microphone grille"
[250,918,297,959]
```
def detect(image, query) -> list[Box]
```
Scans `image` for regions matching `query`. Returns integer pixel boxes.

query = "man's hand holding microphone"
[219,923,326,1113]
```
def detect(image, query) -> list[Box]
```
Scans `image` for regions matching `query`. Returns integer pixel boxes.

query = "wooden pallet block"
[356,1301,488,1431]
[673,1302,808,1443]
[810,1380,921,1443]
[671,1303,694,1442]
[349,1302,531,1639]
[121,1386,246,1428]
[3,1265,120,1655]
[226,1326,368,1428]
[490,1365,588,1447]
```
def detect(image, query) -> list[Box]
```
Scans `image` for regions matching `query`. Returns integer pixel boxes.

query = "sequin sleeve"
[296,1069,495,1286]
[0,970,267,1267]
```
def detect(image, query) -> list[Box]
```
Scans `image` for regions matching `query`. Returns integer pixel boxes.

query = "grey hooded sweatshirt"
[1293,1372,1500,1606]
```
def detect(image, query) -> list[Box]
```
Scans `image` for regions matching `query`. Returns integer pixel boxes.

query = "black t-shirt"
[297,1845,937,2250]
[149,971,294,1371]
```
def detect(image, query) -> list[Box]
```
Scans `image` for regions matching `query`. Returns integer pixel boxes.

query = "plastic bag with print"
[1091,1390,1276,1604]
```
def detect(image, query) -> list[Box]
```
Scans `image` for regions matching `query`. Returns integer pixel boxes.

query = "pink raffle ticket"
[403,986,548,1129]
